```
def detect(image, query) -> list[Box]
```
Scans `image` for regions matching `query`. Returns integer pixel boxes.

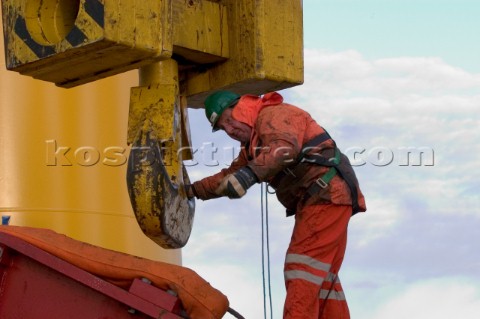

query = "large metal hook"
[126,61,195,249]
[127,128,194,249]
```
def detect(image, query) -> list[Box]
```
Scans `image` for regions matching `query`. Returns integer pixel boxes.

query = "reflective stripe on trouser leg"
[319,273,346,301]
[318,253,350,318]
[283,204,351,319]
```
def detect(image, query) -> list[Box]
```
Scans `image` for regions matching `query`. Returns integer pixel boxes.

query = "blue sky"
[183,1,480,318]
[304,0,480,72]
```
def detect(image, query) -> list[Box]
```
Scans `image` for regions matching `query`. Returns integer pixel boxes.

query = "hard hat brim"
[210,97,240,132]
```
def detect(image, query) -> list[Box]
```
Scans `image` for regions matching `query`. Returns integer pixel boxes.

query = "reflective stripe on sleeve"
[285,253,331,272]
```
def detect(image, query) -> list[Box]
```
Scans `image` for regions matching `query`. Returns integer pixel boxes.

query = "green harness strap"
[312,148,340,187]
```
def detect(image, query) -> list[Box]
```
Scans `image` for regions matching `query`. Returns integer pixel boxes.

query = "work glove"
[215,167,258,199]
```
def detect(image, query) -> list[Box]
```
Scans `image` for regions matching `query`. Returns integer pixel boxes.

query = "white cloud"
[344,277,480,319]
[370,278,480,319]
[298,49,480,99]
[292,50,480,119]
[373,57,480,93]
[349,196,401,247]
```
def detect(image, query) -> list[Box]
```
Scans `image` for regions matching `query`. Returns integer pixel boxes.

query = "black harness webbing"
[297,131,333,160]
[275,130,360,215]
[272,132,333,184]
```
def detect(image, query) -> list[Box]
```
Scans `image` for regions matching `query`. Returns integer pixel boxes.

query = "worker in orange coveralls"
[186,91,366,319]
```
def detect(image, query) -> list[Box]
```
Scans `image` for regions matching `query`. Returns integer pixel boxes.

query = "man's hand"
[215,167,258,199]
[185,184,196,199]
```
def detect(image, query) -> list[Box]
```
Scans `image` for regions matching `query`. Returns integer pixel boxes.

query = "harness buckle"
[314,177,328,189]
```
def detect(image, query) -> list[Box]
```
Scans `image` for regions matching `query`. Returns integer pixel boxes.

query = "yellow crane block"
[1,0,229,88]
[2,0,302,97]
[183,0,304,107]
[172,0,229,65]
[2,0,172,87]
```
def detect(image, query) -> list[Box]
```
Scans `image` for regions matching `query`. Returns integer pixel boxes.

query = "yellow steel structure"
[2,0,173,87]
[0,19,181,264]
[2,0,303,100]
[184,0,304,107]
[1,0,303,257]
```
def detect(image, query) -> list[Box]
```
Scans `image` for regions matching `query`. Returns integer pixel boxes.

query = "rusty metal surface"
[127,130,195,249]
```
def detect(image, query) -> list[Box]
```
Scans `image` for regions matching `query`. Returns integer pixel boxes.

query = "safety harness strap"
[297,131,333,162]
[298,131,360,215]
[334,163,360,214]
[271,131,333,185]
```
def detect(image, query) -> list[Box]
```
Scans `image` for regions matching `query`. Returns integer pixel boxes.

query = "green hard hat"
[204,91,240,131]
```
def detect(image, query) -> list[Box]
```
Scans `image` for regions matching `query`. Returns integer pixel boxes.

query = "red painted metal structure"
[0,231,187,319]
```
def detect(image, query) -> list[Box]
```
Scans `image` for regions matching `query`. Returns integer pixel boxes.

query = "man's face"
[216,108,252,143]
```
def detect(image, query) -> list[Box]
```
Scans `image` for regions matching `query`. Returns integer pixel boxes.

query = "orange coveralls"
[193,92,366,319]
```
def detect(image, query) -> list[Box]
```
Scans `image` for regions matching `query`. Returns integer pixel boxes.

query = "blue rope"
[260,183,273,319]
[261,183,267,319]
[265,184,273,319]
